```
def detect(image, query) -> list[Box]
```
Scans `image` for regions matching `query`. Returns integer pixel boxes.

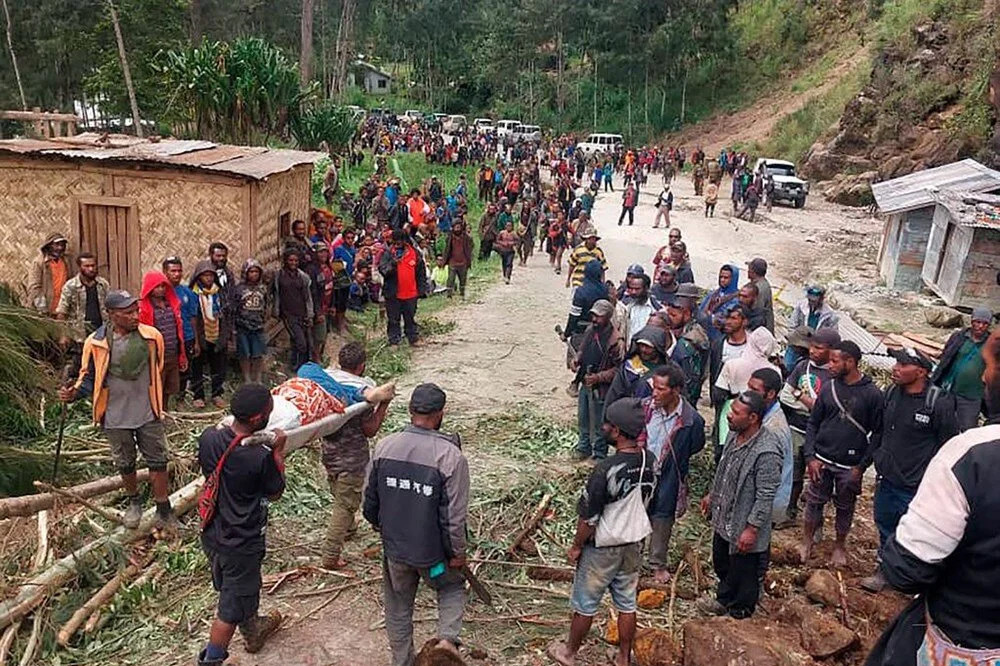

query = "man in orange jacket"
[59,290,173,530]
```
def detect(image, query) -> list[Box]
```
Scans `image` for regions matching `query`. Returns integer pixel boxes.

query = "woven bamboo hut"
[0,134,324,296]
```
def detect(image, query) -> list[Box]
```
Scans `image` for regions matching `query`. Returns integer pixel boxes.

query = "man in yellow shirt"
[566,232,608,289]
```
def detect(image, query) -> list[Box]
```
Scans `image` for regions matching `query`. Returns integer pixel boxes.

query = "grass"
[762,58,872,164]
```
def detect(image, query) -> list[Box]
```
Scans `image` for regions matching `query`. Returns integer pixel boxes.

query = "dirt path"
[664,48,869,155]
[221,167,910,666]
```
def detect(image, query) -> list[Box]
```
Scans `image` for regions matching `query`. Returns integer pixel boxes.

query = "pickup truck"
[754,158,809,209]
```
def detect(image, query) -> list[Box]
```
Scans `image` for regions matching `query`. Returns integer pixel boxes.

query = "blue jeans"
[570,542,641,616]
[576,388,607,459]
[873,478,916,558]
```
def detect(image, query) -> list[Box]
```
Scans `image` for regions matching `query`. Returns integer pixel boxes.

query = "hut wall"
[923,205,974,305]
[880,208,933,291]
[253,166,313,269]
[111,172,245,275]
[956,228,1000,308]
[0,160,105,298]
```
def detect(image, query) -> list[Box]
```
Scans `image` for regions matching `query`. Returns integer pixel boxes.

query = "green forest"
[1,0,882,142]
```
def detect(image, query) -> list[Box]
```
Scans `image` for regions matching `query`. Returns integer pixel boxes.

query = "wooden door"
[74,198,140,294]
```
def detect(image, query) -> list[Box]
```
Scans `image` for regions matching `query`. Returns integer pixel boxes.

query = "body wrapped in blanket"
[220,362,396,443]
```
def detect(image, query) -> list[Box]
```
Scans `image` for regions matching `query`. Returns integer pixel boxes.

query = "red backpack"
[198,433,247,531]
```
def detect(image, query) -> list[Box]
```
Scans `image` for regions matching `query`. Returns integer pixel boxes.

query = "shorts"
[205,546,264,625]
[105,420,167,472]
[570,542,641,616]
[161,355,180,396]
[236,329,267,359]
[333,286,349,313]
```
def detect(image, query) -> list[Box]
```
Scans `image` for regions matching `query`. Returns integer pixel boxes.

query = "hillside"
[669,0,1000,206]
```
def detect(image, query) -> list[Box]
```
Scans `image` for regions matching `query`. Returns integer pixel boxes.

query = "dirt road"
[223,170,900,666]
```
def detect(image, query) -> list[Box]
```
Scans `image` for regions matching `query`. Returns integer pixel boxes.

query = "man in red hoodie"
[140,271,189,408]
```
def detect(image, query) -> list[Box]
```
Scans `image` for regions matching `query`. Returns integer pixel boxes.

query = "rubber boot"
[860,569,887,593]
[240,611,283,654]
[123,495,143,529]
[196,648,228,665]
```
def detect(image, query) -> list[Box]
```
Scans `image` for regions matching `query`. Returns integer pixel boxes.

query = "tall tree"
[1,0,26,109]
[106,0,142,137]
[300,0,314,85]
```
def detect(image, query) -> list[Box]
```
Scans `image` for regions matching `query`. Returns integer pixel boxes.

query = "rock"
[637,588,667,609]
[925,306,964,328]
[880,155,916,180]
[804,570,841,607]
[799,607,859,659]
[605,610,619,645]
[821,173,876,207]
[683,618,816,666]
[635,628,680,666]
[414,638,466,666]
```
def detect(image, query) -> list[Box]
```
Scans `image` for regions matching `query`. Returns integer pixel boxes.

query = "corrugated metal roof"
[933,190,1000,229]
[871,159,1000,214]
[0,135,325,181]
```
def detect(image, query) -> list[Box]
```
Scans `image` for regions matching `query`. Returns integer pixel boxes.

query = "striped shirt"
[567,246,608,287]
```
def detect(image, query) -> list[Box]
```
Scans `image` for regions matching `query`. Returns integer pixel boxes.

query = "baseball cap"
[604,397,646,440]
[812,328,841,346]
[747,257,767,275]
[806,285,826,297]
[590,300,614,317]
[675,283,700,299]
[659,264,677,276]
[971,307,993,323]
[409,383,447,414]
[626,264,645,276]
[786,325,814,349]
[581,231,600,240]
[889,347,934,371]
[105,290,138,310]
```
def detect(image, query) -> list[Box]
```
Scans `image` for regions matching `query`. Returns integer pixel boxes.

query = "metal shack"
[0,134,323,296]
[922,190,1000,308]
[873,159,1000,291]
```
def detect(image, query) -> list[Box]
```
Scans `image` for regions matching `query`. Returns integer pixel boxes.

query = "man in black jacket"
[865,369,1000,666]
[861,348,958,593]
[573,300,625,461]
[363,384,469,666]
[800,340,883,567]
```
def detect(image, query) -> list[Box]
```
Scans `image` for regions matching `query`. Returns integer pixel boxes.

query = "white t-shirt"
[721,338,746,365]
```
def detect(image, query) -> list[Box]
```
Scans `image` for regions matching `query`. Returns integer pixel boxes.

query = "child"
[196,384,285,665]
[431,257,450,295]
[189,260,228,409]
[232,259,269,384]
[348,268,370,312]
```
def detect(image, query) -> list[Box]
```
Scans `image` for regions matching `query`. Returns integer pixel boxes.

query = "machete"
[461,565,493,607]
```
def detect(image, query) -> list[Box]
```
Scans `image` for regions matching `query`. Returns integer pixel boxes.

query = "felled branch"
[506,493,552,559]
[0,470,151,520]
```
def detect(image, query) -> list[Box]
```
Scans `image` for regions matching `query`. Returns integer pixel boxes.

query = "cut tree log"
[0,403,369,631]
[0,470,151,520]
[506,493,552,558]
[57,551,155,645]
[33,481,123,526]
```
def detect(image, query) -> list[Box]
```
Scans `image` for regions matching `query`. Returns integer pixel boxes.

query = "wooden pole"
[1,0,26,110]
[300,0,315,85]
[106,0,143,138]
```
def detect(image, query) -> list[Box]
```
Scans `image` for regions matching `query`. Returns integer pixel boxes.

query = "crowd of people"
[26,122,1000,666]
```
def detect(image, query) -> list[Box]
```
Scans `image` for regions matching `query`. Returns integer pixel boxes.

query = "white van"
[474,118,494,132]
[577,133,624,156]
[513,124,542,142]
[443,114,467,132]
[496,119,522,137]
